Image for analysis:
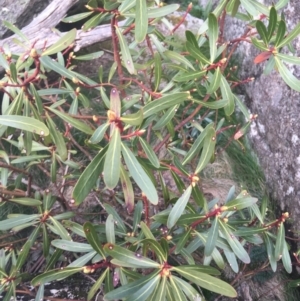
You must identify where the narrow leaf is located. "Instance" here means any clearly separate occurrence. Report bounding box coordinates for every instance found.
[195,126,216,174]
[173,266,237,298]
[205,217,219,256]
[0,116,49,136]
[42,29,76,56]
[139,137,160,168]
[275,57,300,92]
[104,128,121,189]
[83,222,106,258]
[208,13,218,62]
[47,106,93,135]
[143,92,190,118]
[104,243,160,268]
[72,147,107,205]
[122,143,158,205]
[89,122,109,144]
[135,0,148,43]
[120,164,135,213]
[115,26,136,74]
[32,267,83,286]
[167,185,192,228]
[120,109,143,126]
[218,219,250,264]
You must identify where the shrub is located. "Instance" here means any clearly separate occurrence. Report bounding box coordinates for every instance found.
[1,0,300,300]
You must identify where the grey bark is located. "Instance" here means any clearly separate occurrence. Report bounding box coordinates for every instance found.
[0,0,123,55]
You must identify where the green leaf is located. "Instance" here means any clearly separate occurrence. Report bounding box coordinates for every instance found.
[68,251,97,268]
[83,222,106,258]
[218,219,250,264]
[168,276,188,301]
[275,57,300,92]
[154,52,162,91]
[120,164,135,213]
[89,122,109,144]
[104,204,127,233]
[175,227,192,254]
[87,268,108,300]
[139,137,160,168]
[274,222,285,261]
[110,88,121,118]
[149,275,166,301]
[74,51,104,61]
[264,233,277,272]
[193,98,228,109]
[164,50,195,70]
[32,267,83,286]
[275,20,286,47]
[173,70,206,82]
[276,53,300,65]
[240,0,258,15]
[115,25,136,74]
[0,115,49,136]
[207,67,221,94]
[40,56,75,80]
[152,106,177,130]
[9,63,17,83]
[186,41,210,65]
[0,214,40,231]
[42,223,50,257]
[51,239,93,252]
[143,92,190,118]
[122,143,158,205]
[167,185,192,228]
[225,195,258,211]
[135,0,148,43]
[104,243,160,268]
[72,147,107,205]
[123,274,159,301]
[267,6,277,41]
[282,241,292,273]
[277,22,300,48]
[224,250,239,272]
[208,13,218,62]
[48,217,71,240]
[104,128,121,189]
[142,238,167,263]
[8,197,42,206]
[182,123,213,165]
[220,75,235,116]
[140,221,156,240]
[35,285,44,301]
[42,29,76,56]
[47,106,93,135]
[195,126,216,174]
[106,214,115,244]
[122,4,180,19]
[3,21,29,42]
[82,13,107,31]
[46,113,67,160]
[256,20,269,45]
[205,217,219,256]
[275,0,289,10]
[62,11,93,23]
[173,266,237,298]
[120,109,143,125]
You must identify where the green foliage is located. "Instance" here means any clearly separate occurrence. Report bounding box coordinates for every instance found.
[1,0,300,300]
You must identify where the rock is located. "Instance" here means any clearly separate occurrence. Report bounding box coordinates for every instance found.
[201,0,300,247]
[222,0,300,248]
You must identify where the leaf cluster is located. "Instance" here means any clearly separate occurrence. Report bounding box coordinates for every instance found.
[0,0,300,300]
